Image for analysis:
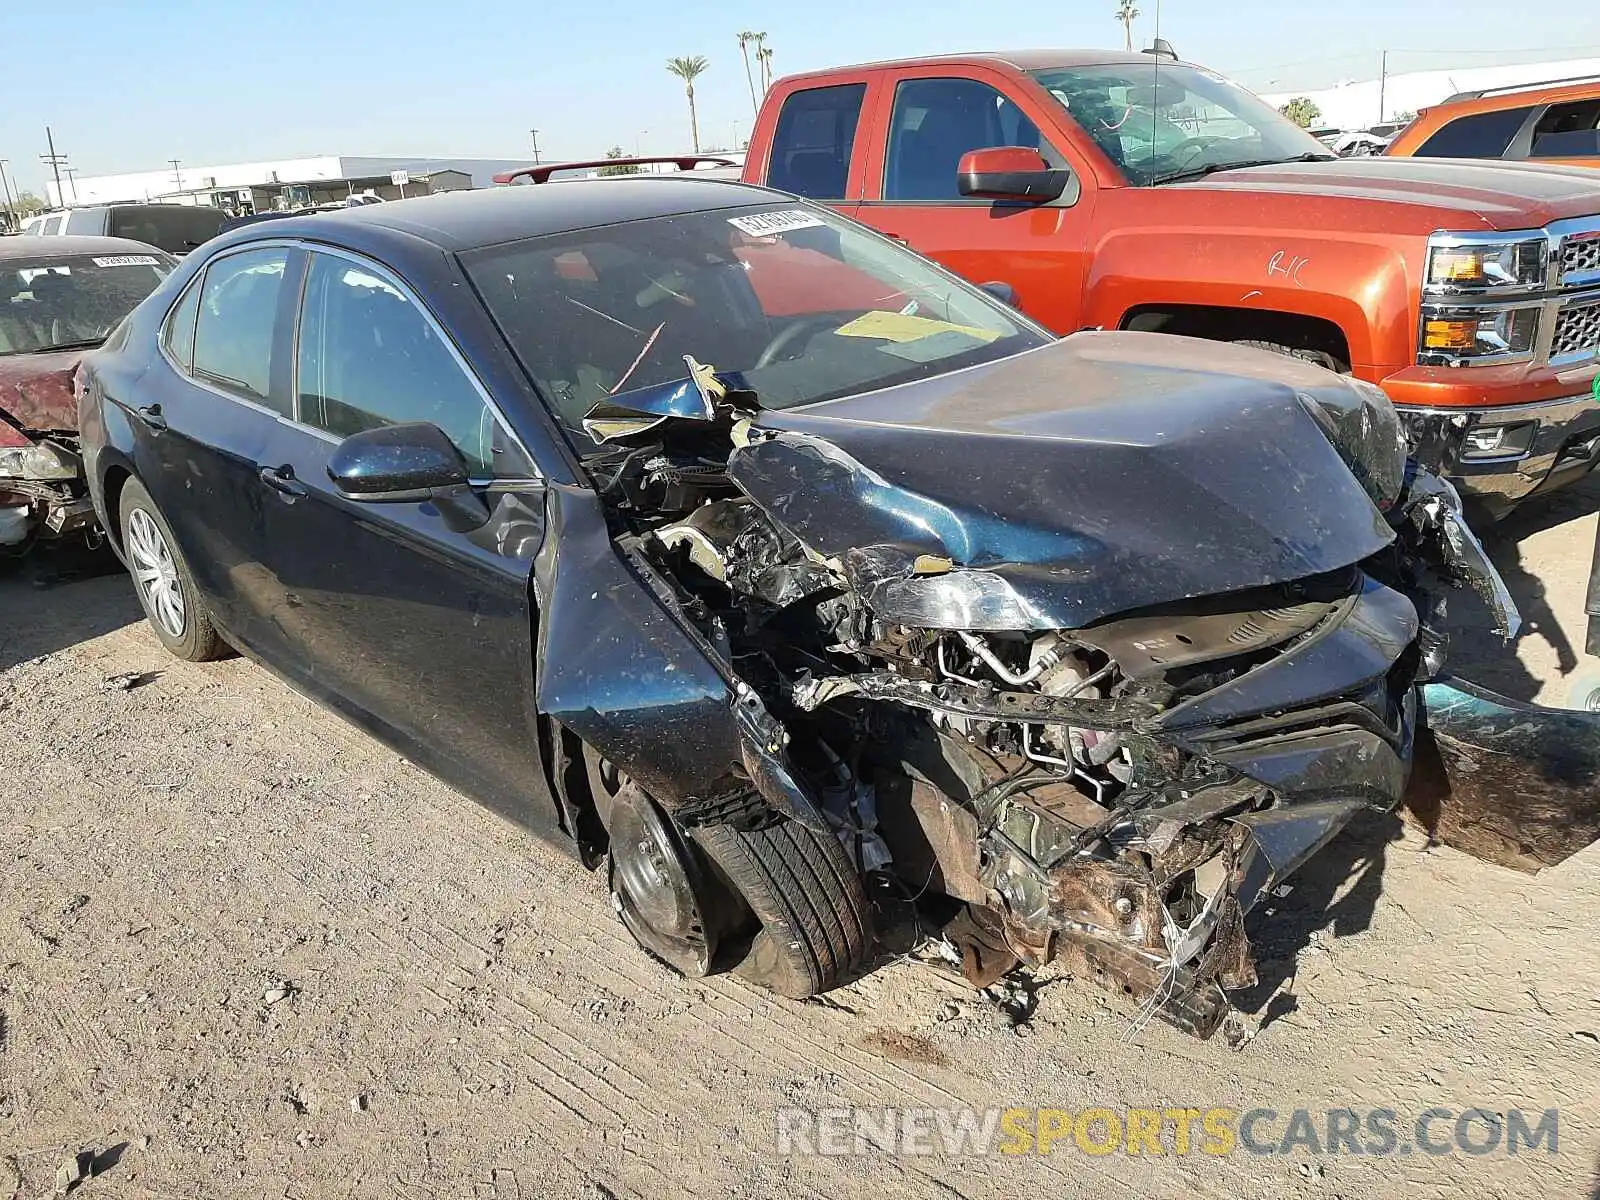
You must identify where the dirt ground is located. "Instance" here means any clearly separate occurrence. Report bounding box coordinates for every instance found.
[3,479,1599,1200]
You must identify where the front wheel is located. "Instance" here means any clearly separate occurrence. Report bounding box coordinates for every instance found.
[119,479,226,662]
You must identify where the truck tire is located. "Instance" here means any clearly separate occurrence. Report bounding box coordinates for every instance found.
[693,816,872,998]
[119,479,227,663]
[1232,339,1347,374]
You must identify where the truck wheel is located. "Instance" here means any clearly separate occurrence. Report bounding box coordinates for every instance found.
[1564,664,1600,713]
[693,815,872,998]
[119,479,226,663]
[1232,339,1347,374]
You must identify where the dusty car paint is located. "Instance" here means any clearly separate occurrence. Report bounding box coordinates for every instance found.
[77,182,1600,1039]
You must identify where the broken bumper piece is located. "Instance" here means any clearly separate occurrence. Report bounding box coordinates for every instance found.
[1411,676,1600,873]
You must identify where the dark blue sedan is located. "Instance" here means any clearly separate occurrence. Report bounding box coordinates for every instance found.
[76,177,1594,1036]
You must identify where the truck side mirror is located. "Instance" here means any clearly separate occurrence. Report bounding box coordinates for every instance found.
[957,147,1073,203]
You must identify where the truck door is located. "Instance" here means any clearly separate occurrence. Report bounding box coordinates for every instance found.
[851,66,1094,335]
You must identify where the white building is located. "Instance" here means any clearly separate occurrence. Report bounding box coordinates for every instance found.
[1262,58,1600,132]
[50,154,536,209]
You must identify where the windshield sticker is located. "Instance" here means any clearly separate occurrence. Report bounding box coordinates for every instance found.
[728,210,826,236]
[835,310,1002,345]
[92,255,161,267]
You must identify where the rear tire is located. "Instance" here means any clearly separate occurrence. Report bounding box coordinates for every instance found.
[119,478,226,662]
[693,816,871,998]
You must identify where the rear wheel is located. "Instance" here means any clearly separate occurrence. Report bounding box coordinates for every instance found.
[119,479,226,662]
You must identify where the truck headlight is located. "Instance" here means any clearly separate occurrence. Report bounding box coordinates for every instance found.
[1419,306,1540,364]
[1425,236,1548,293]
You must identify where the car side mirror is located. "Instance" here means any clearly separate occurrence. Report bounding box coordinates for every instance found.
[327,422,489,532]
[979,281,1018,306]
[957,147,1073,203]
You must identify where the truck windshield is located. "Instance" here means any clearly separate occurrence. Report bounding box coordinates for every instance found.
[1029,62,1333,185]
[0,253,172,356]
[463,202,1049,440]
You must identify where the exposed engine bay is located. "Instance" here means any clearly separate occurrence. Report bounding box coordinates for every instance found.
[567,340,1534,1037]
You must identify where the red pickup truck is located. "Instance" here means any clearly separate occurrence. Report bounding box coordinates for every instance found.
[740,49,1600,514]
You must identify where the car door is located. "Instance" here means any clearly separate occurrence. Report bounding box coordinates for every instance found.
[127,243,303,650]
[852,67,1094,334]
[251,246,556,830]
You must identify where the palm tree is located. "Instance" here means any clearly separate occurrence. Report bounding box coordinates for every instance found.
[1115,0,1139,51]
[737,31,761,114]
[757,41,774,93]
[666,55,710,154]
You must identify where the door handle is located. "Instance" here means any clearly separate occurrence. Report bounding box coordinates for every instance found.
[135,404,167,432]
[258,464,307,498]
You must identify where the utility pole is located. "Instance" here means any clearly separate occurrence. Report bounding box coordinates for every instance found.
[169,158,183,194]
[63,166,79,203]
[0,159,17,232]
[41,126,68,208]
[1378,49,1388,125]
[529,129,541,165]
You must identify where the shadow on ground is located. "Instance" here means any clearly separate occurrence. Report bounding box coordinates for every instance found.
[1449,476,1600,702]
[0,544,143,672]
[1233,809,1405,1029]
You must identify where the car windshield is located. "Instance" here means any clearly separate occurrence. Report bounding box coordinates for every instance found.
[1029,62,1333,185]
[461,201,1048,444]
[0,252,172,356]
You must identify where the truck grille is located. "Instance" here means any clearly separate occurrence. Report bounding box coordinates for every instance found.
[1562,234,1600,281]
[1551,298,1600,361]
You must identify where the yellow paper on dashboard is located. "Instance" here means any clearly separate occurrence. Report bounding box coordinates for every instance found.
[834,310,1002,344]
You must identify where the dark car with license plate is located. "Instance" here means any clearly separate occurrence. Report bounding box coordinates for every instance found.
[76,180,1600,1037]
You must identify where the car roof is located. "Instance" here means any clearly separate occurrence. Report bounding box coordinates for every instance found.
[228,177,792,253]
[782,48,1168,78]
[0,234,169,260]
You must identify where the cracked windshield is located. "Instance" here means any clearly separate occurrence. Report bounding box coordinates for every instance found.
[463,203,1047,439]
[1030,62,1334,184]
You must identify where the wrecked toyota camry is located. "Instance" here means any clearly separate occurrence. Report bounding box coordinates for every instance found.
[79,181,1600,1038]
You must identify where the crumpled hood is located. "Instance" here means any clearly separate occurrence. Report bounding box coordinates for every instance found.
[1175,157,1600,231]
[0,349,85,440]
[728,333,1400,631]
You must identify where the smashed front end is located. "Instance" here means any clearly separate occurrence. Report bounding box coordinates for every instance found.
[572,335,1576,1037]
[0,356,97,556]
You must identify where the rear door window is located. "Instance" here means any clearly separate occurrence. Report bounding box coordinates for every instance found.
[191,247,290,410]
[40,215,62,235]
[766,83,867,200]
[884,77,1043,200]
[1414,106,1536,158]
[1530,98,1600,158]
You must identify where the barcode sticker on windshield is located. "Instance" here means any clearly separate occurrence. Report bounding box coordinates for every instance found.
[728,210,825,236]
[92,255,160,267]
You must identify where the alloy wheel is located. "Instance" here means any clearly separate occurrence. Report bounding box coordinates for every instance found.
[126,508,186,639]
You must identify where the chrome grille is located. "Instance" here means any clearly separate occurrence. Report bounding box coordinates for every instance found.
[1552,298,1600,361]
[1562,234,1600,280]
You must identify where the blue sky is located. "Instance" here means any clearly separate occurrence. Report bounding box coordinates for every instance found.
[1,0,1597,194]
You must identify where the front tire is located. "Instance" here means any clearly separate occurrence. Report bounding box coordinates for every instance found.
[119,478,225,662]
[692,816,871,998]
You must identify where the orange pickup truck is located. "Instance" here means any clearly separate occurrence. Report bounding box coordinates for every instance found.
[740,49,1600,513]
